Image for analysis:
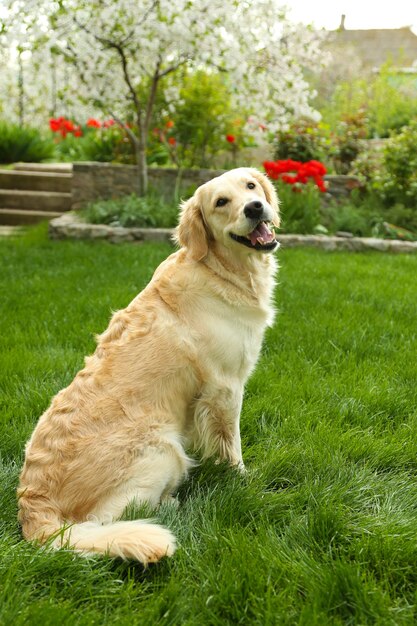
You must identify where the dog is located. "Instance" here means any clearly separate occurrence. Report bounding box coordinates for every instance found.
[17,167,280,564]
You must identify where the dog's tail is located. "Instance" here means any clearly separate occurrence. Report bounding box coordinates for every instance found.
[18,491,175,564]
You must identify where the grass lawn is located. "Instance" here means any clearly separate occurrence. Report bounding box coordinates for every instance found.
[1,225,417,625]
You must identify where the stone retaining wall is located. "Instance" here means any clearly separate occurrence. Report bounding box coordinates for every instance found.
[71,162,361,208]
[49,213,417,253]
[72,163,225,208]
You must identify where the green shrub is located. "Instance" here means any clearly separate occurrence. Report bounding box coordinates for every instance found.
[55,126,135,164]
[169,70,234,168]
[54,133,86,162]
[81,127,135,164]
[361,122,417,233]
[331,112,367,174]
[0,121,55,164]
[321,200,372,236]
[320,64,417,139]
[275,180,322,234]
[273,121,332,164]
[80,192,178,228]
[378,122,417,206]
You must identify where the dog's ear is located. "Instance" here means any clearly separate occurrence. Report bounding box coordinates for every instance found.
[249,168,281,228]
[174,191,209,261]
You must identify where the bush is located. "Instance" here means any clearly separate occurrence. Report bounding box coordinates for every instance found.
[352,122,417,234]
[168,71,234,168]
[331,112,367,174]
[0,121,55,164]
[80,192,178,228]
[274,180,322,234]
[320,64,417,139]
[377,122,417,207]
[81,127,135,164]
[54,125,136,164]
[273,121,332,164]
[321,190,376,237]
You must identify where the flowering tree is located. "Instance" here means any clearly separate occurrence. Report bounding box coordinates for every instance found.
[1,0,328,194]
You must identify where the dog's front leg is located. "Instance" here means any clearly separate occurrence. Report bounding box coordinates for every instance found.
[192,383,245,470]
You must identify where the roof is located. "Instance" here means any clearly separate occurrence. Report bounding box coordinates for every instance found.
[328,25,417,69]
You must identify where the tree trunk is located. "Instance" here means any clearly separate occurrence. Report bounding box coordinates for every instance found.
[18,52,24,127]
[135,141,148,196]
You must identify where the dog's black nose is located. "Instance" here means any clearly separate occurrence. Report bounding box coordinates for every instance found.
[244,200,264,220]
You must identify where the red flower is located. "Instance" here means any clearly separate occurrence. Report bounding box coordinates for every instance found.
[63,119,74,132]
[49,116,85,138]
[281,174,298,185]
[226,134,236,143]
[263,159,327,192]
[168,137,176,146]
[166,120,174,129]
[103,119,115,128]
[86,118,101,128]
[49,117,62,132]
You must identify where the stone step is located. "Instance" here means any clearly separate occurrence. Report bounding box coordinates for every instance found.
[13,162,73,173]
[0,208,63,225]
[0,189,72,211]
[0,169,72,192]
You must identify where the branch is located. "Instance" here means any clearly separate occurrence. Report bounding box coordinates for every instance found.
[73,16,142,115]
[108,109,139,146]
[144,58,161,131]
[157,56,190,79]
[119,0,159,46]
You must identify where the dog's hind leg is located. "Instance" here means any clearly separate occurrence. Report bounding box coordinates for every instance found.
[89,435,192,524]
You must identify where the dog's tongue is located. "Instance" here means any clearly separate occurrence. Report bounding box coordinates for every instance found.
[249,222,275,246]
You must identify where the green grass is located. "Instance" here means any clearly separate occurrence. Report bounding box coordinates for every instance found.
[1,225,417,625]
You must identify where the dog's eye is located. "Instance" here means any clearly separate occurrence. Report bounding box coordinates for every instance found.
[216,198,229,207]
[247,182,256,189]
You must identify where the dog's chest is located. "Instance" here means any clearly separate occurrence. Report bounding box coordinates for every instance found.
[195,299,268,379]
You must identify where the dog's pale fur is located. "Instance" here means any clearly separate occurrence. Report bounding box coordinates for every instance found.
[17,168,280,563]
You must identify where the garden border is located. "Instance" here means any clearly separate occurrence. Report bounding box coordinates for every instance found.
[49,212,417,252]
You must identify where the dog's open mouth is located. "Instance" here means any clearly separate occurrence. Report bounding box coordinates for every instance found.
[230,222,278,251]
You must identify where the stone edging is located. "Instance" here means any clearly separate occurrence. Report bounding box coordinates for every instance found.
[49,213,417,253]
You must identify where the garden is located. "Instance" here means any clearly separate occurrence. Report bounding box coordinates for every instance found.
[1,1,417,624]
[2,2,417,240]
[2,71,417,240]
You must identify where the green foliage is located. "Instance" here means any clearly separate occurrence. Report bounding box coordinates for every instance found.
[170,71,234,168]
[0,121,55,164]
[321,202,369,236]
[320,64,417,139]
[81,192,178,228]
[350,122,417,234]
[378,121,417,207]
[273,121,332,164]
[53,132,86,162]
[332,112,368,174]
[275,180,322,234]
[55,127,135,164]
[1,230,417,624]
[81,127,135,163]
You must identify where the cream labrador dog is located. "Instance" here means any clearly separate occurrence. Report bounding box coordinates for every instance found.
[18,167,280,564]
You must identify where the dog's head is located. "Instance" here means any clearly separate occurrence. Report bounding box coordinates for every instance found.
[175,168,280,261]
